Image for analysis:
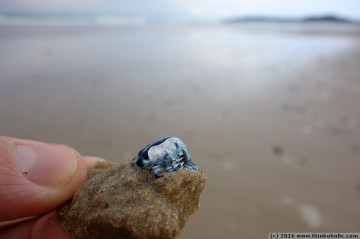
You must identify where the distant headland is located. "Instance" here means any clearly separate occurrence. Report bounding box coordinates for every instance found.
[224,14,358,24]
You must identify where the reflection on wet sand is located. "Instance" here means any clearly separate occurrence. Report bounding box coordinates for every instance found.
[0,22,360,238]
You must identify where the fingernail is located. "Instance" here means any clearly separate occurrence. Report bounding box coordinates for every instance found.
[13,144,78,187]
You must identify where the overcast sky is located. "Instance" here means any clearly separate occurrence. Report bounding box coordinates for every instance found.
[1,0,359,19]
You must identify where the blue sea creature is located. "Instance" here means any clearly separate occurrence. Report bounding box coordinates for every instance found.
[132,137,200,178]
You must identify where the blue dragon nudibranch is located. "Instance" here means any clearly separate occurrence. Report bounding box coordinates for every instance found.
[132,137,200,178]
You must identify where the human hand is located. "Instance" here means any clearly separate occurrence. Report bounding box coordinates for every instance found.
[0,136,105,238]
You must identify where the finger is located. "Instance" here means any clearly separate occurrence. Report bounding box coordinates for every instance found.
[83,156,113,170]
[0,136,89,220]
[0,211,72,239]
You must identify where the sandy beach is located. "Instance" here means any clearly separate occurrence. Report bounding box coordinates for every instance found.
[0,21,360,238]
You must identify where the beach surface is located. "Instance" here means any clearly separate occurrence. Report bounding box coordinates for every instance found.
[1,21,360,238]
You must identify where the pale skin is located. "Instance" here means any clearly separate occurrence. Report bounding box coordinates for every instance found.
[0,136,105,239]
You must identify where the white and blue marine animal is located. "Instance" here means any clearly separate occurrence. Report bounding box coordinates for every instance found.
[132,137,200,178]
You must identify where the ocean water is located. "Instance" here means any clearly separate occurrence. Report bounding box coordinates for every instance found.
[0,20,360,238]
[0,14,148,26]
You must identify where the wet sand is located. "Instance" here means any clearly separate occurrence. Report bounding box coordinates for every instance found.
[0,22,360,238]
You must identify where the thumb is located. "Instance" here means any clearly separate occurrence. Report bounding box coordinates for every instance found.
[0,136,87,221]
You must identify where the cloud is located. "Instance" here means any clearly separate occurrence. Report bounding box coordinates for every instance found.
[0,0,184,15]
[180,0,360,18]
[1,0,359,19]
[1,0,107,13]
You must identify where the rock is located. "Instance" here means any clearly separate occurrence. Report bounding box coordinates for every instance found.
[57,162,207,239]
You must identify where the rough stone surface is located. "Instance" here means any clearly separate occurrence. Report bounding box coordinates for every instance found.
[57,162,207,239]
